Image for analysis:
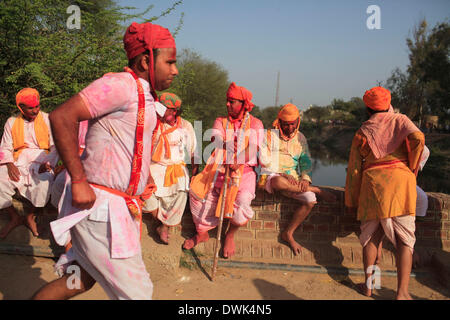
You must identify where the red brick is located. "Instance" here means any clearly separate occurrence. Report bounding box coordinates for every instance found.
[310,233,337,242]
[256,230,279,240]
[236,229,255,239]
[422,229,437,239]
[309,215,336,224]
[292,230,309,241]
[250,220,263,230]
[241,240,252,257]
[273,244,284,259]
[263,203,277,211]
[343,224,360,232]
[317,224,329,232]
[252,242,262,258]
[264,221,276,230]
[261,242,273,258]
[302,223,315,232]
[442,221,450,230]
[257,212,280,220]
[234,240,243,256]
[442,240,450,250]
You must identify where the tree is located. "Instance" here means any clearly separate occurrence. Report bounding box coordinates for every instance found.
[0,0,183,132]
[164,48,230,130]
[386,19,450,126]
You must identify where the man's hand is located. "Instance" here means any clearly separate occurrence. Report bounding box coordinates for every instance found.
[298,179,310,193]
[6,163,20,182]
[38,163,52,174]
[71,181,96,210]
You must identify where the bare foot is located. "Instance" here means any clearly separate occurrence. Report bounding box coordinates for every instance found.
[223,233,235,259]
[281,231,302,255]
[396,292,412,300]
[24,214,39,237]
[357,283,372,297]
[156,224,169,245]
[182,232,209,250]
[0,215,24,239]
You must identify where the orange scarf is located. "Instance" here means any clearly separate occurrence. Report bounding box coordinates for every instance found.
[11,112,50,161]
[151,116,182,162]
[190,112,251,219]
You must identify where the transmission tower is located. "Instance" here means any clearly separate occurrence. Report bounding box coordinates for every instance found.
[274,71,280,107]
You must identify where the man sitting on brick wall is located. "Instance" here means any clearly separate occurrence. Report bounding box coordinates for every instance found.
[258,104,336,255]
[183,82,265,259]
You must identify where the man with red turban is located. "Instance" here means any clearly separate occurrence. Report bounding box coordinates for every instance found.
[258,103,336,255]
[0,88,57,239]
[183,82,264,259]
[142,92,198,244]
[345,86,424,299]
[32,22,178,300]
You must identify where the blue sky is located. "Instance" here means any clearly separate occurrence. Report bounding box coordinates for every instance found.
[118,0,449,110]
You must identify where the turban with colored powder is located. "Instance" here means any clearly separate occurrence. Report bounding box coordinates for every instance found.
[159,92,182,109]
[226,82,255,113]
[123,22,176,99]
[272,103,301,141]
[16,88,40,114]
[363,86,391,111]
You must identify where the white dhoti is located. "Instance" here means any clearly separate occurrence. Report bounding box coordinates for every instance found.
[70,217,153,300]
[359,214,416,253]
[0,154,54,209]
[143,191,188,226]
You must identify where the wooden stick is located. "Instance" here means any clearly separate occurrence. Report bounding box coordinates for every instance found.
[211,165,229,281]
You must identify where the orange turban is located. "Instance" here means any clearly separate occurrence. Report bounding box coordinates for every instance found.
[277,103,300,122]
[123,22,176,99]
[226,82,255,112]
[16,88,40,114]
[363,86,391,111]
[272,103,301,140]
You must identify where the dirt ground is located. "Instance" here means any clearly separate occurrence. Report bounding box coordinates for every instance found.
[0,252,449,300]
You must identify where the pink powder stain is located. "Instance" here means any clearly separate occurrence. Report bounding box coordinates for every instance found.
[103,254,115,276]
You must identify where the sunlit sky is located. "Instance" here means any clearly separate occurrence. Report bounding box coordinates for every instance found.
[118,0,449,110]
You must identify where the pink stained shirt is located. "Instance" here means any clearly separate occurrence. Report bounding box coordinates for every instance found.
[51,72,158,259]
[212,114,264,192]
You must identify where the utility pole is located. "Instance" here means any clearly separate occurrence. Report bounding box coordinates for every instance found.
[274,71,280,107]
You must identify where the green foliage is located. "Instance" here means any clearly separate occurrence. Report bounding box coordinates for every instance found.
[162,48,230,130]
[386,19,450,125]
[0,0,183,133]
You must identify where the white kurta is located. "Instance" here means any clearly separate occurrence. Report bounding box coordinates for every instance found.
[0,112,57,209]
[144,118,197,226]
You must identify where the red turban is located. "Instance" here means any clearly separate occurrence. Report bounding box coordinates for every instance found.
[16,88,40,114]
[226,82,255,112]
[363,86,391,111]
[123,22,176,99]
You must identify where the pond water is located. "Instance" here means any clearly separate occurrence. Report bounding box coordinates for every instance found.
[310,158,347,188]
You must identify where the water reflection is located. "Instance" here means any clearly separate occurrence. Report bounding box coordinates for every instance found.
[308,144,449,194]
[310,144,348,187]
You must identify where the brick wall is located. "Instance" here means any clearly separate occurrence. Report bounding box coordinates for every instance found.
[1,188,448,269]
[177,187,450,268]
